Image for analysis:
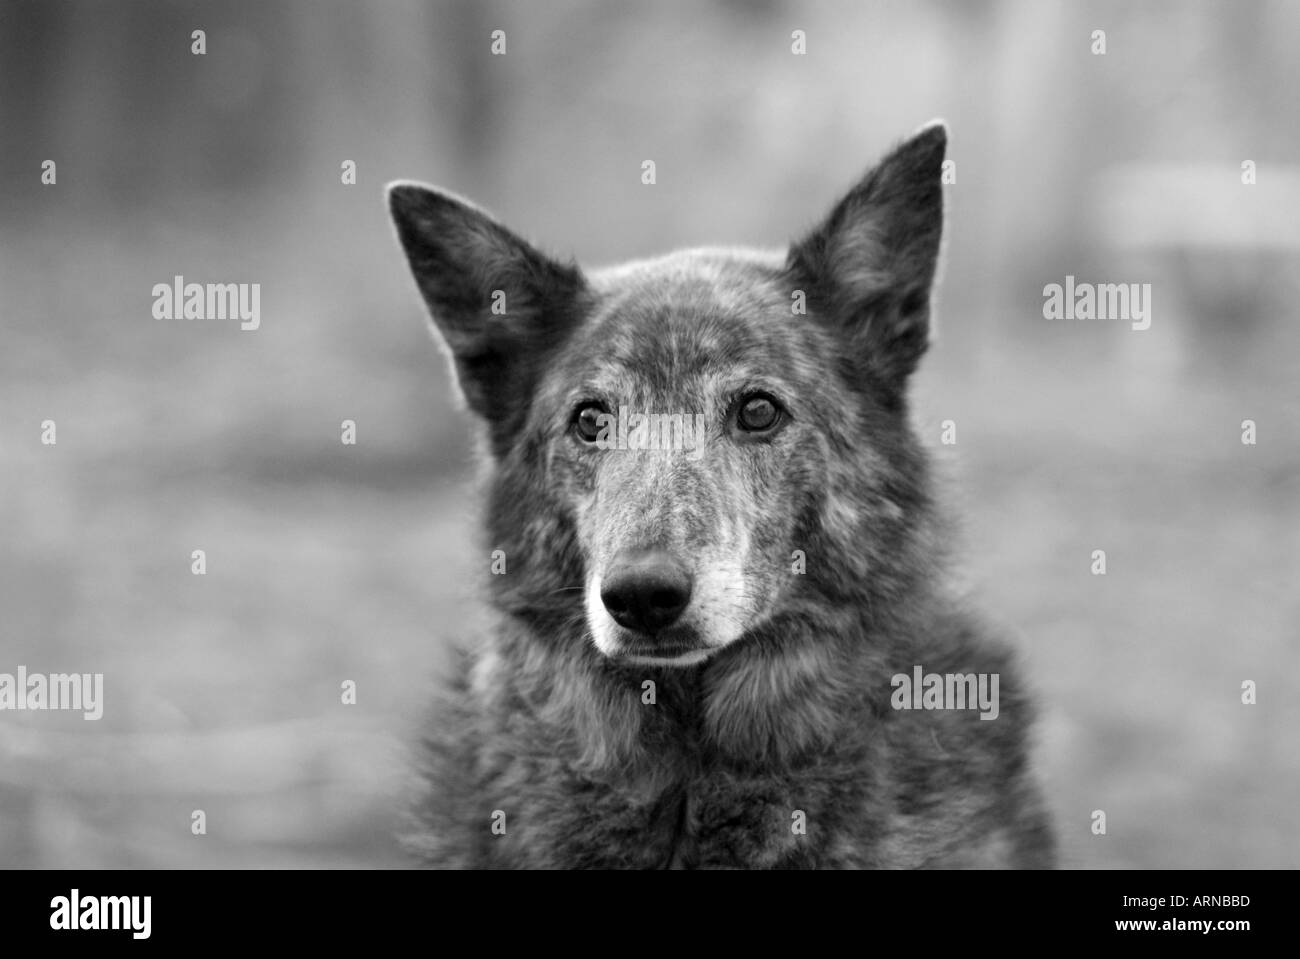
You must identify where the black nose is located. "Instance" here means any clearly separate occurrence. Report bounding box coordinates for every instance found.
[600,551,693,634]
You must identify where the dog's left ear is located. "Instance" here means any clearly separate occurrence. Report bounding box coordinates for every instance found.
[387,182,586,451]
[788,122,946,397]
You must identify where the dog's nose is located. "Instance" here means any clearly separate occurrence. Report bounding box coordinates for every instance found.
[600,551,693,634]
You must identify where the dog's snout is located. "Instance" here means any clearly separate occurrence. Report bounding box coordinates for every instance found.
[600,551,693,634]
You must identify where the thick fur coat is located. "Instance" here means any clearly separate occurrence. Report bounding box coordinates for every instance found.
[389,124,1056,868]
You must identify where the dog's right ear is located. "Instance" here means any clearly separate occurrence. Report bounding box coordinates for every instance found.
[787,123,946,402]
[387,183,586,444]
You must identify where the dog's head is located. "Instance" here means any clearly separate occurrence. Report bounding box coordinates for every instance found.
[389,124,945,667]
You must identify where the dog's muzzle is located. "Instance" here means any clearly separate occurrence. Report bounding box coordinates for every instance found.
[599,549,693,636]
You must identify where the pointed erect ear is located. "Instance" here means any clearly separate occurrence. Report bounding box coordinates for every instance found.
[787,122,946,397]
[387,182,586,445]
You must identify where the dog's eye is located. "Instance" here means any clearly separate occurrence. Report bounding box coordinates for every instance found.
[572,402,608,443]
[735,393,782,433]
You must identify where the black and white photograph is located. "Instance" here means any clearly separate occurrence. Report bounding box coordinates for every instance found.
[0,0,1295,932]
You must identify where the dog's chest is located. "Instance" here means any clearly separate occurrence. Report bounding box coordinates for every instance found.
[475,664,874,867]
[505,759,843,869]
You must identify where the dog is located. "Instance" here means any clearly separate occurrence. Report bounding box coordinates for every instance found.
[387,122,1056,868]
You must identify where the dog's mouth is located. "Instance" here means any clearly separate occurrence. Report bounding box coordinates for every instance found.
[603,625,716,667]
[610,645,715,667]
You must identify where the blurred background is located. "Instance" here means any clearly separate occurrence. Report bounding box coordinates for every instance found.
[1,0,1297,868]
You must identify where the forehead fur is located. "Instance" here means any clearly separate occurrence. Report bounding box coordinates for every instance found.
[542,246,827,410]
[587,246,789,328]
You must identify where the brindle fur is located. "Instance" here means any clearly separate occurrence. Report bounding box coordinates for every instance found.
[389,123,1056,868]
